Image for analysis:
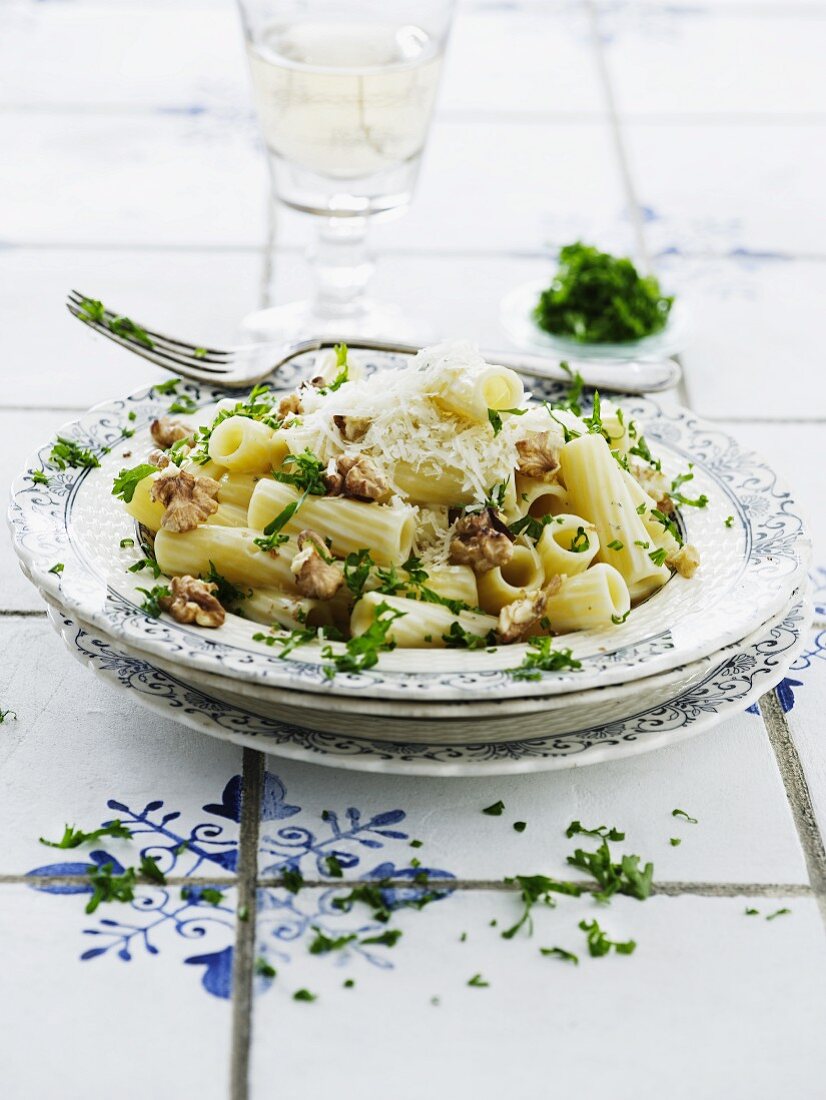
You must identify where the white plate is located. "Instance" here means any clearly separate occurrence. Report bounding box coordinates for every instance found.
[501,279,690,361]
[37,588,800,745]
[9,352,810,702]
[45,594,809,776]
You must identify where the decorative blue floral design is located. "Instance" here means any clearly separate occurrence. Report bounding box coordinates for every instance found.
[25,772,455,1001]
[746,624,826,715]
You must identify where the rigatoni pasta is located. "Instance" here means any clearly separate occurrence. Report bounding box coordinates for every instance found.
[111,339,700,670]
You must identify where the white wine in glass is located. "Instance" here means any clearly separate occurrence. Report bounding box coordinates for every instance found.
[237,0,455,340]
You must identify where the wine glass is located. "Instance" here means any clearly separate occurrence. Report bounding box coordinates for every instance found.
[236,0,456,341]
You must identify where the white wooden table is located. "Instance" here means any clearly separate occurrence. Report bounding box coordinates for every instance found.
[2,2,826,1097]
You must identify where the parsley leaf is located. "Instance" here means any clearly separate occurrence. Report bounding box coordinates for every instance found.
[31,469,49,485]
[273,449,327,495]
[361,929,402,948]
[308,927,357,955]
[483,801,505,816]
[136,585,171,618]
[253,492,307,552]
[293,989,317,1002]
[201,561,250,606]
[281,866,304,894]
[48,562,64,575]
[255,957,277,978]
[168,393,198,416]
[501,874,582,939]
[766,908,791,921]
[112,463,156,503]
[322,602,404,677]
[49,436,100,471]
[39,820,132,849]
[86,862,137,914]
[540,946,579,964]
[671,808,698,824]
[467,973,489,988]
[566,821,625,842]
[579,918,636,957]
[139,854,167,885]
[566,836,653,903]
[508,638,581,681]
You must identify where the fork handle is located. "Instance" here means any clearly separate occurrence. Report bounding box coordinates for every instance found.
[286,337,680,395]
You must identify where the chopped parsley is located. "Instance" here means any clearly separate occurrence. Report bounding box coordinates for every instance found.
[322,602,404,677]
[744,907,760,916]
[136,585,170,618]
[319,344,350,393]
[650,507,683,546]
[49,436,100,471]
[281,867,304,894]
[343,979,355,989]
[569,526,590,553]
[540,946,579,964]
[508,638,581,681]
[410,839,423,849]
[77,296,106,324]
[534,243,672,344]
[508,513,556,541]
[467,974,489,988]
[255,957,277,979]
[566,821,625,842]
[139,854,167,885]
[253,492,307,552]
[293,989,317,1002]
[579,918,636,957]
[611,610,631,625]
[181,886,224,906]
[669,838,682,847]
[483,801,505,816]
[546,361,585,417]
[343,549,374,599]
[108,313,154,348]
[501,875,582,940]
[629,434,661,472]
[606,539,624,551]
[39,820,132,848]
[487,406,526,437]
[0,709,17,724]
[513,821,527,833]
[441,621,491,649]
[671,808,698,824]
[112,463,156,503]
[48,562,64,575]
[31,469,49,485]
[670,468,708,509]
[273,449,327,495]
[119,537,135,549]
[325,854,344,878]
[128,556,162,579]
[201,561,250,606]
[724,515,734,528]
[566,835,653,903]
[154,378,179,396]
[308,927,357,955]
[649,547,668,567]
[168,393,199,416]
[86,862,137,914]
[361,929,402,948]
[765,907,791,921]
[194,347,208,360]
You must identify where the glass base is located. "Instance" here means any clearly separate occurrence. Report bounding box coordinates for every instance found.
[239,298,435,345]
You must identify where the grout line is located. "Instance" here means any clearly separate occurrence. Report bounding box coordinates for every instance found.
[585,0,649,267]
[254,877,812,898]
[760,692,826,928]
[0,609,48,619]
[229,748,263,1100]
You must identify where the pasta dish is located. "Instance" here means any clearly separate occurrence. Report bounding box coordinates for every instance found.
[113,341,699,673]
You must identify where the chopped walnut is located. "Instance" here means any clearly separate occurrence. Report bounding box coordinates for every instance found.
[449,508,514,574]
[148,448,172,469]
[322,453,389,502]
[277,392,302,419]
[497,576,562,643]
[656,493,675,515]
[333,415,372,443]
[630,460,670,500]
[150,468,220,532]
[516,432,561,482]
[667,543,700,578]
[290,530,344,600]
[159,575,225,628]
[150,417,192,450]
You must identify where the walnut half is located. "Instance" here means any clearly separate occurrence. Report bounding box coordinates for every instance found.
[290,530,344,600]
[323,453,390,503]
[333,415,372,443]
[159,576,225,628]
[667,543,700,578]
[150,468,220,532]
[497,576,562,643]
[516,431,560,482]
[150,417,192,450]
[449,508,514,574]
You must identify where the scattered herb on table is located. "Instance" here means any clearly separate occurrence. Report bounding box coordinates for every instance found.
[540,946,579,965]
[513,821,527,833]
[745,907,760,916]
[766,907,791,921]
[293,989,317,1002]
[566,821,625,842]
[139,854,167,885]
[86,862,137,915]
[325,854,344,878]
[181,885,224,906]
[669,838,682,847]
[308,928,358,955]
[672,808,698,824]
[467,973,489,988]
[0,709,17,724]
[281,867,304,894]
[579,918,636,957]
[361,929,402,948]
[566,835,654,903]
[410,839,423,849]
[39,820,132,848]
[343,979,355,989]
[501,874,582,940]
[255,957,277,979]
[482,800,505,816]
[237,905,249,922]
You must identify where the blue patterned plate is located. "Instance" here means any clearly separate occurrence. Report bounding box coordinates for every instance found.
[8,351,810,702]
[46,595,808,775]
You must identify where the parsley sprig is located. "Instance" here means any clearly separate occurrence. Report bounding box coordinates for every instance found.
[508,638,582,681]
[39,820,132,849]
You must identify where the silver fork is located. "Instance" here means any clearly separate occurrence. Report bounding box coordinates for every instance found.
[66,290,681,395]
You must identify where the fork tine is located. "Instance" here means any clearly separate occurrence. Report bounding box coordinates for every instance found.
[68,290,233,365]
[66,299,233,385]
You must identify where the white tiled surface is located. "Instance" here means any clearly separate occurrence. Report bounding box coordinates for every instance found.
[2,1,825,1098]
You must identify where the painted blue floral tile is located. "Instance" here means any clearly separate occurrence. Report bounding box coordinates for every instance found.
[747,625,825,716]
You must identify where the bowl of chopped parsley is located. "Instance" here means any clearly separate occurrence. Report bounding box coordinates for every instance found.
[501,242,687,361]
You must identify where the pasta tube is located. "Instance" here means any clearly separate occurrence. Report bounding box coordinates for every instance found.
[350,592,498,649]
[207,416,285,473]
[433,364,524,424]
[560,433,669,600]
[545,564,631,633]
[424,566,479,607]
[394,461,474,507]
[216,471,261,510]
[515,475,568,518]
[476,543,544,614]
[243,588,349,633]
[621,469,681,557]
[536,514,600,578]
[248,481,416,566]
[124,472,246,532]
[154,526,298,591]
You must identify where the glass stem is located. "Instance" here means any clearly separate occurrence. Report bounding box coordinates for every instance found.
[309,216,374,320]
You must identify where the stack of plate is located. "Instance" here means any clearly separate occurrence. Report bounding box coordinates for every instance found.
[8,352,811,777]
